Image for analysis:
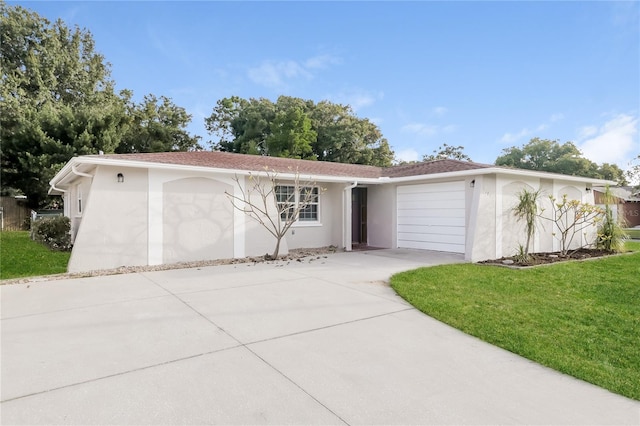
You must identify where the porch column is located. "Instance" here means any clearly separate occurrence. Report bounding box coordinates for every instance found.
[343,182,357,251]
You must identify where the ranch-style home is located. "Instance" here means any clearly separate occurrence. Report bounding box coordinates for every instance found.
[49,151,611,273]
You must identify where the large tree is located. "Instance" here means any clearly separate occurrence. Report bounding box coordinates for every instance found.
[1,2,127,207]
[116,93,201,153]
[495,138,627,184]
[205,95,394,167]
[1,3,200,207]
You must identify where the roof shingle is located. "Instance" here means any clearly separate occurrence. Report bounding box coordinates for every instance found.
[93,151,491,179]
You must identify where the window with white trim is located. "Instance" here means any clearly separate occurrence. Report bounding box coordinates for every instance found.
[77,186,83,215]
[275,185,319,222]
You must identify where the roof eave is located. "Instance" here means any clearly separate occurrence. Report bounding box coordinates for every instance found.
[51,157,383,185]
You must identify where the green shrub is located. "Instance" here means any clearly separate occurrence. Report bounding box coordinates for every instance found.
[31,216,72,251]
[596,186,627,253]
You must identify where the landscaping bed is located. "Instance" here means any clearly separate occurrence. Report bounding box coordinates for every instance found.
[479,248,617,267]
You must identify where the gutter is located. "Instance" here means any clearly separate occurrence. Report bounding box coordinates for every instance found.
[71,164,94,178]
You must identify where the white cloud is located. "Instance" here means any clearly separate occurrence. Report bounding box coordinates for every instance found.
[248,54,341,89]
[247,60,311,88]
[578,125,598,139]
[432,106,448,117]
[401,123,438,137]
[401,122,456,138]
[550,113,564,123]
[328,89,384,111]
[577,113,638,166]
[500,128,530,144]
[304,54,341,69]
[501,113,564,144]
[395,148,420,163]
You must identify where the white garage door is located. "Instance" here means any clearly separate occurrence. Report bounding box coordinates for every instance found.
[397,181,466,253]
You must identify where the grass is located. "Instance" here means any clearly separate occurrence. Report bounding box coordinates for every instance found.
[625,228,640,239]
[0,231,70,280]
[390,241,640,400]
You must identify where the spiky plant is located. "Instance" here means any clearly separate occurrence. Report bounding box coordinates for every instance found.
[513,188,542,257]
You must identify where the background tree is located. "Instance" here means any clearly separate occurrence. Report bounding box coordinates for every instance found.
[423,143,472,162]
[496,138,627,184]
[627,155,640,187]
[116,93,201,153]
[1,2,127,207]
[1,2,200,207]
[205,95,394,167]
[266,107,316,159]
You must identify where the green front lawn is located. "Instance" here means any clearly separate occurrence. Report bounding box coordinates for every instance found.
[0,231,70,280]
[391,242,640,400]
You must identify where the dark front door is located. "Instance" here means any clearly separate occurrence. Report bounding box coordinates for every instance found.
[351,187,367,244]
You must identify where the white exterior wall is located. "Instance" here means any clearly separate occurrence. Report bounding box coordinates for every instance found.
[68,166,149,272]
[367,184,395,248]
[162,177,234,263]
[466,174,594,262]
[283,182,342,251]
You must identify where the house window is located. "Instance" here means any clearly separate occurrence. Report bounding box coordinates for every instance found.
[275,185,319,222]
[77,187,83,215]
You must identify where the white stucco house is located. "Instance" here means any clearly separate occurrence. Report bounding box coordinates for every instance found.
[49,151,611,273]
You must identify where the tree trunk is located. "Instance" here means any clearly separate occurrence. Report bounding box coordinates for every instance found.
[271,237,281,260]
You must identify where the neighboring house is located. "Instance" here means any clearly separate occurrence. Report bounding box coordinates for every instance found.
[49,151,611,273]
[593,186,640,227]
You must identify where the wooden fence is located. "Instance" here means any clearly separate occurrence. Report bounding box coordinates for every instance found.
[0,196,31,231]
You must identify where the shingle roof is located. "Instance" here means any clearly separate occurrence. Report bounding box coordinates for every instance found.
[382,159,493,177]
[92,151,491,179]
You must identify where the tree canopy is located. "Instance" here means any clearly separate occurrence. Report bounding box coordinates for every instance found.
[495,138,627,184]
[205,96,394,167]
[423,144,472,162]
[0,2,199,207]
[116,93,201,154]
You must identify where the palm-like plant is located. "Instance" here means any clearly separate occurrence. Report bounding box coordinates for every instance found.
[513,188,542,258]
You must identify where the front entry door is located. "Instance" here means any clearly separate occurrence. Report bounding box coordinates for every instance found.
[351,187,367,244]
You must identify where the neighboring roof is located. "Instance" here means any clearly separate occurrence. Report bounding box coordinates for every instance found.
[593,186,640,201]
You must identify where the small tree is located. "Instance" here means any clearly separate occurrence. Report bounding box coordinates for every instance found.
[226,167,324,259]
[539,195,603,256]
[512,188,542,258]
[596,185,628,253]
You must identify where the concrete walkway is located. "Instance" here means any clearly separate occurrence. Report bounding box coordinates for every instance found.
[1,249,638,425]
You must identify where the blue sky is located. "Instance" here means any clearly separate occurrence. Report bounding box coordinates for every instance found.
[18,1,640,172]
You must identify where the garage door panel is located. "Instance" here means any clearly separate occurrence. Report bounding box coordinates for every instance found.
[398,232,466,245]
[398,209,465,219]
[396,191,465,203]
[398,240,465,252]
[397,181,465,194]
[397,199,465,210]
[398,224,465,235]
[397,181,466,254]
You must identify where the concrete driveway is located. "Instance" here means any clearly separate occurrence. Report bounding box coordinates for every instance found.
[1,249,638,425]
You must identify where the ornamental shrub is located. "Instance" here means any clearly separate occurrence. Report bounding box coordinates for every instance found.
[596,186,628,253]
[31,216,72,251]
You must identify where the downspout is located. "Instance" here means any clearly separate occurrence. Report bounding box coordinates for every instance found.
[343,181,358,251]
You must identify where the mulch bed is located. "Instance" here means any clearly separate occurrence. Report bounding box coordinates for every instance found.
[479,248,616,268]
